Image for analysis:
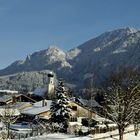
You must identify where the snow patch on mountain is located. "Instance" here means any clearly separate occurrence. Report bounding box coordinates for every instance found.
[112,49,127,54]
[94,47,101,52]
[66,48,81,60]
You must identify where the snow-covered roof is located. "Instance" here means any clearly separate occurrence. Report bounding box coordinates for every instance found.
[14,102,31,107]
[108,124,117,127]
[77,98,101,108]
[93,114,112,122]
[21,106,49,116]
[13,102,32,110]
[0,94,21,102]
[33,100,48,107]
[10,123,32,133]
[21,100,52,115]
[69,122,82,126]
[0,95,12,102]
[39,116,50,120]
[95,124,107,128]
[0,90,18,94]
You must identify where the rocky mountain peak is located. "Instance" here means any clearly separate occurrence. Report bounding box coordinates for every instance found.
[66,48,81,60]
[25,54,31,62]
[46,45,66,58]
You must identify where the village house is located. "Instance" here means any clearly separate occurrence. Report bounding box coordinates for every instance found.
[0,94,36,106]
[21,100,52,121]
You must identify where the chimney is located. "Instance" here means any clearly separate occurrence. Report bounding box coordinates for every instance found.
[12,95,16,104]
[42,100,47,107]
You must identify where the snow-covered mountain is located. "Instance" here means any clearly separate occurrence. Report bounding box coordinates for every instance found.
[0,27,140,90]
[67,27,140,84]
[0,46,72,75]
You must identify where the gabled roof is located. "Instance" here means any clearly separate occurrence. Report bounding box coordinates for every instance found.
[0,94,36,103]
[13,102,32,110]
[21,100,52,116]
[20,94,37,103]
[0,90,18,94]
[76,98,101,108]
[0,95,13,102]
[92,114,112,122]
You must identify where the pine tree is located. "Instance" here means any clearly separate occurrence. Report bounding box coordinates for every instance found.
[50,80,71,132]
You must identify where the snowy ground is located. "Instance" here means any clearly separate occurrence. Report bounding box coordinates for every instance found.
[18,131,140,140]
[19,133,94,140]
[10,125,140,140]
[104,133,140,140]
[93,132,140,140]
[94,125,140,140]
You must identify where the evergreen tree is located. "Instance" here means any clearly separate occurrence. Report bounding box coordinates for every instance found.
[50,80,71,132]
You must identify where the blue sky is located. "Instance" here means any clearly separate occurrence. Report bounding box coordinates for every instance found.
[0,0,140,69]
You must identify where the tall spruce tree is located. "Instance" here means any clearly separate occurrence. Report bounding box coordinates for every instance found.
[50,80,70,132]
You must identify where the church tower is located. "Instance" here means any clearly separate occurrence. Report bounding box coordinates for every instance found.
[47,72,55,99]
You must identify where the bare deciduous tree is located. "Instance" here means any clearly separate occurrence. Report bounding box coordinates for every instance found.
[0,105,20,139]
[102,67,140,140]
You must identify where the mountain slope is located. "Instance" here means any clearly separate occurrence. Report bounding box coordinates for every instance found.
[67,27,140,82]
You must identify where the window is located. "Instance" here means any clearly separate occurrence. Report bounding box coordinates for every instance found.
[71,106,77,111]
[70,117,77,122]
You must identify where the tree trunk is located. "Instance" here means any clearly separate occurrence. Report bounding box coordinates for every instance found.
[119,128,124,140]
[134,123,138,136]
[7,123,10,139]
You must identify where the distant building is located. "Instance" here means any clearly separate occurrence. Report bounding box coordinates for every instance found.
[0,94,36,105]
